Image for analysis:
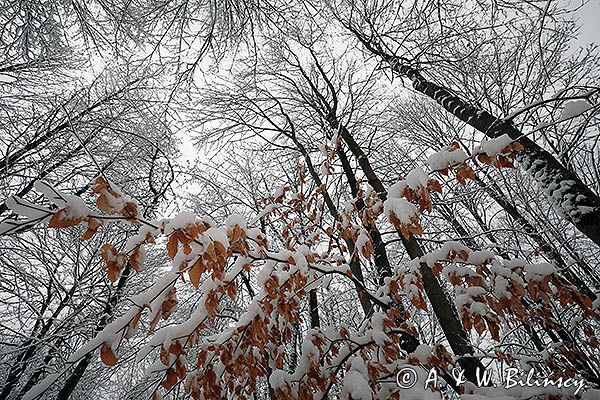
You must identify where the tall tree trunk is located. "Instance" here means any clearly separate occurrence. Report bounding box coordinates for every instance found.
[309,289,320,329]
[287,132,374,316]
[0,282,77,399]
[350,32,600,248]
[335,147,420,353]
[333,122,483,383]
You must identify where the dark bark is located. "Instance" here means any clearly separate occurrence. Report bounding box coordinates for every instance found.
[0,282,77,399]
[309,289,320,329]
[16,338,64,399]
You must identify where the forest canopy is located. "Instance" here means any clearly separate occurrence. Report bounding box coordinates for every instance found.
[0,0,599,399]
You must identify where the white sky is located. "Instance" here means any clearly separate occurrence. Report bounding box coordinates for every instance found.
[572,0,600,48]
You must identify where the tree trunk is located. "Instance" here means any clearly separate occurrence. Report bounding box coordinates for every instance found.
[55,264,132,398]
[334,122,483,383]
[288,133,374,316]
[353,35,600,248]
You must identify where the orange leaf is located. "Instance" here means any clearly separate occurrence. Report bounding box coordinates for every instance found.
[161,368,178,390]
[189,259,205,288]
[432,262,443,277]
[100,342,117,366]
[92,177,110,193]
[100,243,117,261]
[477,153,493,165]
[428,179,442,193]
[496,155,515,169]
[122,201,139,221]
[167,234,179,259]
[474,315,486,335]
[48,208,84,228]
[205,291,219,317]
[82,218,102,240]
[125,311,142,339]
[129,247,143,272]
[226,283,237,300]
[511,141,524,151]
[96,194,113,214]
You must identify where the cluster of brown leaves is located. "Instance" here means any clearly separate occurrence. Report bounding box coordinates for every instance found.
[100,244,128,282]
[476,141,524,169]
[148,286,178,333]
[92,177,139,221]
[400,178,443,213]
[357,185,383,227]
[159,341,187,390]
[388,211,423,239]
[407,344,454,375]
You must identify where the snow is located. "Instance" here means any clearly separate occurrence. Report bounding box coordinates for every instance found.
[412,344,434,363]
[388,180,408,198]
[225,213,246,228]
[163,211,197,234]
[269,369,290,389]
[203,227,229,248]
[383,197,417,224]
[33,181,68,207]
[32,181,91,219]
[3,196,51,221]
[355,229,370,250]
[456,286,489,316]
[427,146,468,171]
[343,371,373,400]
[560,99,592,120]
[405,167,429,190]
[474,134,514,156]
[342,358,373,400]
[523,262,556,281]
[0,73,17,83]
[22,373,60,400]
[125,224,158,252]
[388,167,429,198]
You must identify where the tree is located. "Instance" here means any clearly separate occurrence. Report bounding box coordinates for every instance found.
[1,0,599,399]
[331,0,600,247]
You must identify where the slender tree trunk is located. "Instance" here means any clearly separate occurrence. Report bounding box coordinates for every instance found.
[309,290,320,329]
[0,282,77,399]
[55,264,132,398]
[475,177,597,299]
[335,147,420,353]
[16,337,64,399]
[287,133,374,316]
[333,122,483,383]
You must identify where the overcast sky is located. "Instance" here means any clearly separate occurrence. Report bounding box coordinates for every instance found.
[573,0,599,48]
